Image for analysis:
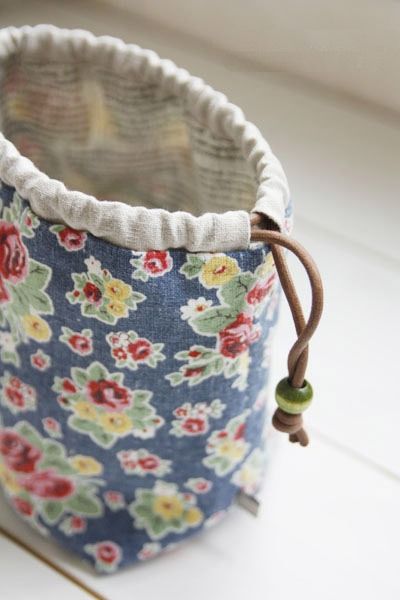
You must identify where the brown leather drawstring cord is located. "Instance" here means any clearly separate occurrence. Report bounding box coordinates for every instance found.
[250,213,324,446]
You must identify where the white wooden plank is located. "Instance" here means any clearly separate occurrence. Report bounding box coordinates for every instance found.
[1,436,398,600]
[0,532,94,600]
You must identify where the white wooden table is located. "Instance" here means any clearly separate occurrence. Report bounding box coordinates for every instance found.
[1,1,399,598]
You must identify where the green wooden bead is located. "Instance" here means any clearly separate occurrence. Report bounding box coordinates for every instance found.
[275,377,313,415]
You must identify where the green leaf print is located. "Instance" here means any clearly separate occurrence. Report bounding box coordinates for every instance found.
[192,307,238,334]
[25,260,51,290]
[15,421,44,450]
[65,489,103,516]
[220,273,257,311]
[179,255,205,279]
[42,501,65,524]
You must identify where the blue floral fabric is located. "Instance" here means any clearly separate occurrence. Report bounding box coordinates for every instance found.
[0,181,282,572]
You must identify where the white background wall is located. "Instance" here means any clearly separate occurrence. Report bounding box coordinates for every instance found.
[102,0,400,116]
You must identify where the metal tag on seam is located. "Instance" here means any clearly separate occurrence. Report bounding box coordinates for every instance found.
[235,490,260,516]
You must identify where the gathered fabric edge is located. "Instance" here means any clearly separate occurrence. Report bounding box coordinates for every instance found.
[0,25,290,252]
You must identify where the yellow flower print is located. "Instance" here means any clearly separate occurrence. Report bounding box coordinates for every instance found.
[237,351,250,374]
[107,300,128,318]
[105,279,131,302]
[70,455,103,476]
[153,495,184,521]
[201,256,239,287]
[184,506,203,526]
[217,439,247,461]
[22,314,51,342]
[258,253,275,278]
[74,401,98,422]
[99,412,133,435]
[238,466,254,487]
[0,462,21,494]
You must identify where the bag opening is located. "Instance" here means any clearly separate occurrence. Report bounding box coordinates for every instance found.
[0,25,290,251]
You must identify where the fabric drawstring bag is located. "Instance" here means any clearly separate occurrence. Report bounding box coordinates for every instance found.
[0,25,323,573]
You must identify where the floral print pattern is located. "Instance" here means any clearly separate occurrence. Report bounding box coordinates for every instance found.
[53,361,164,448]
[0,192,53,366]
[129,481,204,540]
[67,256,145,324]
[203,411,251,476]
[103,490,126,511]
[42,417,63,439]
[130,251,173,281]
[0,373,36,414]
[231,448,266,495]
[50,225,87,252]
[167,252,276,390]
[0,422,103,529]
[30,349,51,371]
[84,541,122,573]
[59,327,93,356]
[106,330,165,370]
[117,448,172,477]
[170,399,225,437]
[59,514,87,536]
[184,477,213,494]
[0,181,283,572]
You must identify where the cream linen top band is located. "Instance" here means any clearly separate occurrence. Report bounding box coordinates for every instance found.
[0,25,290,252]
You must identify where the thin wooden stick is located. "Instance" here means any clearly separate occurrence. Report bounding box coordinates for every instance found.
[0,525,108,600]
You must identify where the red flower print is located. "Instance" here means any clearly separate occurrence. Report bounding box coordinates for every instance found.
[83,282,102,303]
[21,469,75,499]
[181,418,207,435]
[42,417,60,432]
[184,366,205,378]
[86,379,131,412]
[246,273,275,305]
[32,355,45,369]
[105,490,124,504]
[0,276,10,303]
[218,313,260,358]
[70,515,86,531]
[138,456,159,471]
[12,497,34,517]
[0,430,42,473]
[188,349,202,358]
[143,251,171,275]
[0,221,28,284]
[127,339,152,361]
[112,347,128,361]
[234,423,246,440]
[174,407,188,417]
[57,227,86,251]
[196,481,211,492]
[68,334,92,355]
[95,541,121,565]
[9,377,21,388]
[4,385,24,409]
[62,378,77,393]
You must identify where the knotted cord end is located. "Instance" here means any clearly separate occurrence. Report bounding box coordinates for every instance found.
[273,377,313,447]
[272,408,309,447]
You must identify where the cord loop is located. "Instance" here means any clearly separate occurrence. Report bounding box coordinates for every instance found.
[250,213,323,446]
